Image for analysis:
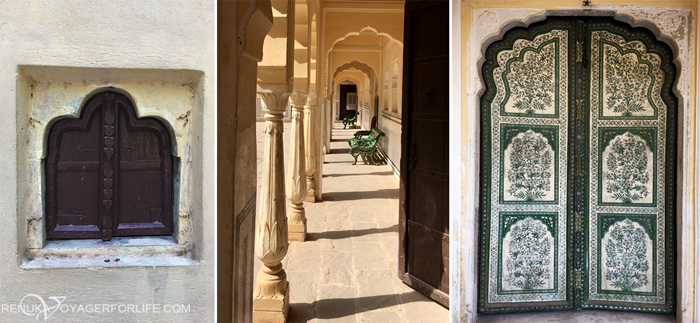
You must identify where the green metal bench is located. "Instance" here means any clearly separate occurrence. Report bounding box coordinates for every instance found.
[342,111,358,129]
[348,127,385,165]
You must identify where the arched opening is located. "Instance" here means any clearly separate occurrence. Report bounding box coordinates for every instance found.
[46,91,174,241]
[477,16,678,314]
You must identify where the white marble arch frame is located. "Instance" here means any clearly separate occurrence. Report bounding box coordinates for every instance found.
[449,5,693,322]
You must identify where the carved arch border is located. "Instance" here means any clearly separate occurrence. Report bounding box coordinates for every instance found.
[454,7,694,321]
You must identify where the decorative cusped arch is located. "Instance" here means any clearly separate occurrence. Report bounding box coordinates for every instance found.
[46,91,175,241]
[325,25,403,57]
[333,60,377,83]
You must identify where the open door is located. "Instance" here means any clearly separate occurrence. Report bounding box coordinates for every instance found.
[398,0,449,308]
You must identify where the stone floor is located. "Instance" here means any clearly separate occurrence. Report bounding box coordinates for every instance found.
[255,121,449,323]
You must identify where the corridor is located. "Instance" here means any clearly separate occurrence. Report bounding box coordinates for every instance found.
[255,122,449,323]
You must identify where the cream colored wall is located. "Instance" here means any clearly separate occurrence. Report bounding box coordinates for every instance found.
[454,1,698,322]
[259,0,292,89]
[0,1,216,321]
[377,38,403,174]
[379,39,403,115]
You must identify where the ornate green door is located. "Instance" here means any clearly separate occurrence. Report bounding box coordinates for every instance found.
[478,18,676,314]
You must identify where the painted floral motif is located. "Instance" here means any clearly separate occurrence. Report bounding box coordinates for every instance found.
[604,45,651,117]
[504,217,552,290]
[506,44,555,114]
[506,130,552,201]
[604,219,650,291]
[605,132,650,203]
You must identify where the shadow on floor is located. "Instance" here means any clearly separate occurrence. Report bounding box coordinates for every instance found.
[307,224,398,241]
[322,171,394,178]
[289,291,432,322]
[330,147,351,154]
[323,189,398,201]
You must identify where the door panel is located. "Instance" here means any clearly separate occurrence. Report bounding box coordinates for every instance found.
[399,0,449,308]
[479,20,576,313]
[582,21,676,312]
[478,18,676,314]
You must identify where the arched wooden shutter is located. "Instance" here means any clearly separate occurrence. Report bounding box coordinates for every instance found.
[46,92,173,241]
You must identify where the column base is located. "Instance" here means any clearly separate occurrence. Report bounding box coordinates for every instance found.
[305,189,316,203]
[253,281,289,323]
[288,219,307,242]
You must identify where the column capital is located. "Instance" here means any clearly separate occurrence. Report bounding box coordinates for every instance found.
[304,90,318,109]
[258,91,289,115]
[289,92,308,109]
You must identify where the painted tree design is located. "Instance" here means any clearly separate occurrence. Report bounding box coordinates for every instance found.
[605,132,650,203]
[506,130,552,201]
[504,217,552,290]
[507,44,555,114]
[604,219,650,292]
[604,46,650,116]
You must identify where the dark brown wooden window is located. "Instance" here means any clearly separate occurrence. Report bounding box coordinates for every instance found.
[46,92,174,241]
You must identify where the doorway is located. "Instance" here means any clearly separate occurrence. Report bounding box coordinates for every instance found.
[478,17,677,314]
[339,83,357,120]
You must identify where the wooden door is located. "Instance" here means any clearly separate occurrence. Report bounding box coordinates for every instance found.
[478,17,677,314]
[399,0,449,307]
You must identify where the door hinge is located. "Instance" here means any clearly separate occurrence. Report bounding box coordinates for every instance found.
[574,211,583,233]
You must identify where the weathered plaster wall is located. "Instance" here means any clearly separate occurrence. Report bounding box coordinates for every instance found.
[0,1,215,321]
[453,1,697,323]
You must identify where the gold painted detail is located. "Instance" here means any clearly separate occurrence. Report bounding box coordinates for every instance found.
[575,268,584,291]
[576,99,585,120]
[575,155,584,176]
[576,42,583,62]
[575,212,583,233]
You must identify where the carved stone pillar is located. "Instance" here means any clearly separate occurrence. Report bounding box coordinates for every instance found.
[286,92,308,242]
[303,91,317,202]
[253,92,290,323]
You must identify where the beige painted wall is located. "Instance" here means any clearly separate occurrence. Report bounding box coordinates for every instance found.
[0,1,216,321]
[454,1,698,322]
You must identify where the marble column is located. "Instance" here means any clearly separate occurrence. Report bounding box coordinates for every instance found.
[286,92,308,242]
[303,91,317,202]
[253,92,290,323]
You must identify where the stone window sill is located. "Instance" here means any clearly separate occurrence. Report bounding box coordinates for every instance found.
[20,236,197,269]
